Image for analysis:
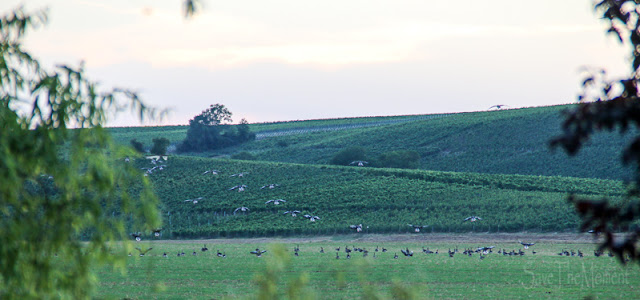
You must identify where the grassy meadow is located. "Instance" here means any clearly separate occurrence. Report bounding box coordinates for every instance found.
[95,236,639,299]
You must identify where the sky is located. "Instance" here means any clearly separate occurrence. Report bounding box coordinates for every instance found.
[1,0,631,126]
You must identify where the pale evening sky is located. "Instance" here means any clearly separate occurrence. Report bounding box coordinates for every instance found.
[1,0,630,126]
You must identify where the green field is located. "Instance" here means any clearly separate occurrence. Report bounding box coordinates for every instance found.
[95,235,639,299]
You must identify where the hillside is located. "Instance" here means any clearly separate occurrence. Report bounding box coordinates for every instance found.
[135,156,625,238]
[110,105,635,181]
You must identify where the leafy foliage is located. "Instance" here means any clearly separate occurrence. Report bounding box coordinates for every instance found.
[151,137,170,155]
[376,150,421,169]
[330,146,367,166]
[550,0,640,265]
[178,104,255,152]
[0,8,160,298]
[130,138,146,153]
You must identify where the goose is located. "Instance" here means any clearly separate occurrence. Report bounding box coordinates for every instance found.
[283,210,301,217]
[131,232,142,242]
[349,224,363,232]
[382,247,388,253]
[260,184,279,189]
[202,169,219,175]
[184,197,203,204]
[320,247,324,253]
[346,253,351,259]
[135,247,153,257]
[350,160,368,167]
[375,246,379,252]
[335,247,341,252]
[250,248,267,257]
[407,224,427,233]
[201,244,209,252]
[152,228,162,237]
[230,172,248,177]
[401,248,414,257]
[489,104,509,109]
[305,215,320,222]
[394,253,399,259]
[217,250,224,257]
[229,185,248,192]
[464,216,482,222]
[336,252,340,259]
[163,252,168,258]
[265,199,286,205]
[192,251,197,256]
[124,157,130,163]
[234,207,250,214]
[519,241,535,249]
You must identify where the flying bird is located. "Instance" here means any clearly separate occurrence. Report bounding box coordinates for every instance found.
[350,160,368,167]
[230,172,248,177]
[349,224,363,232]
[304,215,320,222]
[202,169,219,175]
[234,207,250,214]
[184,197,203,204]
[250,248,267,257]
[464,216,482,222]
[229,185,248,192]
[152,228,162,237]
[489,104,509,110]
[407,224,428,233]
[283,210,301,217]
[265,199,286,205]
[131,232,142,242]
[260,184,279,189]
[519,241,535,249]
[135,247,153,257]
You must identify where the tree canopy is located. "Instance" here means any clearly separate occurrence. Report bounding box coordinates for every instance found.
[551,0,640,264]
[178,104,255,152]
[0,8,161,298]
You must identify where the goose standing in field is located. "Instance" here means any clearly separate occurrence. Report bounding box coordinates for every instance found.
[283,210,301,217]
[519,241,535,249]
[234,207,250,214]
[201,244,209,252]
[394,253,399,259]
[408,224,428,233]
[250,248,267,257]
[135,247,153,257]
[184,197,203,204]
[265,199,286,205]
[163,252,168,258]
[229,185,248,192]
[463,216,482,222]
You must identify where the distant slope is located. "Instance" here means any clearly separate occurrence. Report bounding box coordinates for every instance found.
[109,105,635,181]
[138,156,624,238]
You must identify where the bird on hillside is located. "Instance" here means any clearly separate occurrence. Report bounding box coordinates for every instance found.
[464,216,482,222]
[201,244,209,252]
[283,210,301,217]
[234,207,250,214]
[230,172,248,177]
[265,199,286,205]
[135,247,153,257]
[519,241,535,249]
[401,248,414,257]
[184,197,203,204]
[489,104,509,110]
[407,224,428,233]
[250,248,267,257]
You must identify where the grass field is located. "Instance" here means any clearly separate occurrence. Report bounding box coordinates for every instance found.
[95,234,639,299]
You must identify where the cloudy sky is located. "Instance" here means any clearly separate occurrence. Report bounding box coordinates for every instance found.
[1,0,630,126]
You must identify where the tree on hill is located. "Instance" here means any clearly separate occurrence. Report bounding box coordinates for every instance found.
[151,137,171,155]
[178,104,255,152]
[330,146,367,166]
[551,0,640,265]
[131,138,146,153]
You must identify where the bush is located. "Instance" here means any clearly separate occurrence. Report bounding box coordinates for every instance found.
[130,139,146,153]
[330,146,367,165]
[377,150,421,169]
[151,137,171,155]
